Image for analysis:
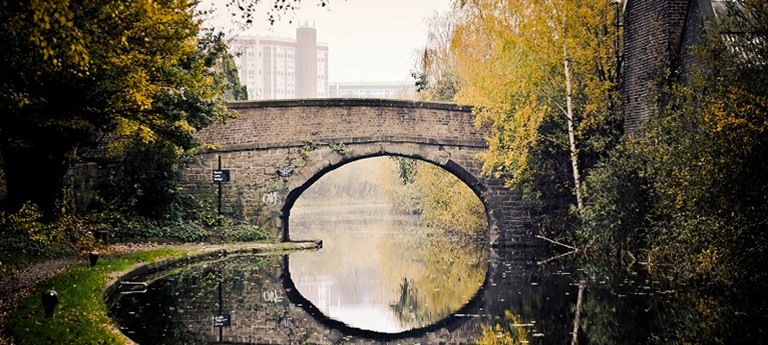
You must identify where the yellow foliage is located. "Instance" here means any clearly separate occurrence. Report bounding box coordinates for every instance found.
[450,0,620,198]
[114,117,157,143]
[476,310,529,345]
[378,235,488,327]
[380,159,487,237]
[29,0,90,70]
[0,202,67,248]
[696,246,720,274]
[412,162,487,236]
[706,86,768,135]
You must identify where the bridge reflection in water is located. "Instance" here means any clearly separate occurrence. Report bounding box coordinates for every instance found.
[107,239,757,344]
[108,243,549,344]
[107,202,762,344]
[108,202,530,344]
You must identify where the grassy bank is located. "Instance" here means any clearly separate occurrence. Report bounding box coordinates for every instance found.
[2,240,322,345]
[6,249,184,345]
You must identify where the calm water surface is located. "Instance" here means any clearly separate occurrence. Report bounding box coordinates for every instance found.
[288,203,488,334]
[108,204,767,344]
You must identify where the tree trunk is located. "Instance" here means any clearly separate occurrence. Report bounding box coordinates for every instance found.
[563,16,584,213]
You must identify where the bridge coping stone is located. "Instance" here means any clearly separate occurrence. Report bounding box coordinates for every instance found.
[225,98,474,112]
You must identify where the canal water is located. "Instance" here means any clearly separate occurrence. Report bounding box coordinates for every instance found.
[108,203,766,344]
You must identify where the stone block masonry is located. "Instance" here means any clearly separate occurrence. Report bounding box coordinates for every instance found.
[182,99,535,247]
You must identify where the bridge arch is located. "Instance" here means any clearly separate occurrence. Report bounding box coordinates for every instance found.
[279,145,500,243]
[183,99,532,247]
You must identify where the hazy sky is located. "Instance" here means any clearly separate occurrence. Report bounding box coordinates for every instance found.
[199,0,453,83]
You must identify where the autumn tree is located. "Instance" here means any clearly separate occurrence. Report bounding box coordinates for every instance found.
[449,0,622,230]
[0,0,237,219]
[411,162,487,237]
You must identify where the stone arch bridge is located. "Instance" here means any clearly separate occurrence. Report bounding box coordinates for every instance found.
[182,99,532,247]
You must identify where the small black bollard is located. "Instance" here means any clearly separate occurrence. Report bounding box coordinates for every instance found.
[88,251,99,267]
[41,290,58,318]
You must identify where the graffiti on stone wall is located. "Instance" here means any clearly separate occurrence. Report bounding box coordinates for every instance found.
[262,191,282,205]
[261,186,289,206]
[262,290,283,303]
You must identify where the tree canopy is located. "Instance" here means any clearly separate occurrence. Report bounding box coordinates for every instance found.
[436,0,622,233]
[0,0,238,218]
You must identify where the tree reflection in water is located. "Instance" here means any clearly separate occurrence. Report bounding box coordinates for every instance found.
[476,310,530,345]
[383,233,487,329]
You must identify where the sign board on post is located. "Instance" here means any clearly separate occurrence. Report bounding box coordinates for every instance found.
[212,169,230,183]
[212,313,231,327]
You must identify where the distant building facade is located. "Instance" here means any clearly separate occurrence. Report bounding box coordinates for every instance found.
[328,82,415,99]
[229,25,328,100]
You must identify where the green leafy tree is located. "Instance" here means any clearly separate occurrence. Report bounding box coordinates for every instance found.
[198,30,249,101]
[579,142,654,257]
[0,0,237,219]
[222,54,249,101]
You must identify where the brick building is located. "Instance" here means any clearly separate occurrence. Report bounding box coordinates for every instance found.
[621,0,730,134]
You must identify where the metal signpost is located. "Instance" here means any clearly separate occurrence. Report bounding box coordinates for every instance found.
[211,156,230,222]
[212,281,231,343]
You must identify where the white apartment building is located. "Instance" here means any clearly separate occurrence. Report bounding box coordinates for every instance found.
[229,25,328,100]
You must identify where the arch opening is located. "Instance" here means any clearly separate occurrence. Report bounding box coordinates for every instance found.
[284,154,492,334]
[281,151,501,244]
